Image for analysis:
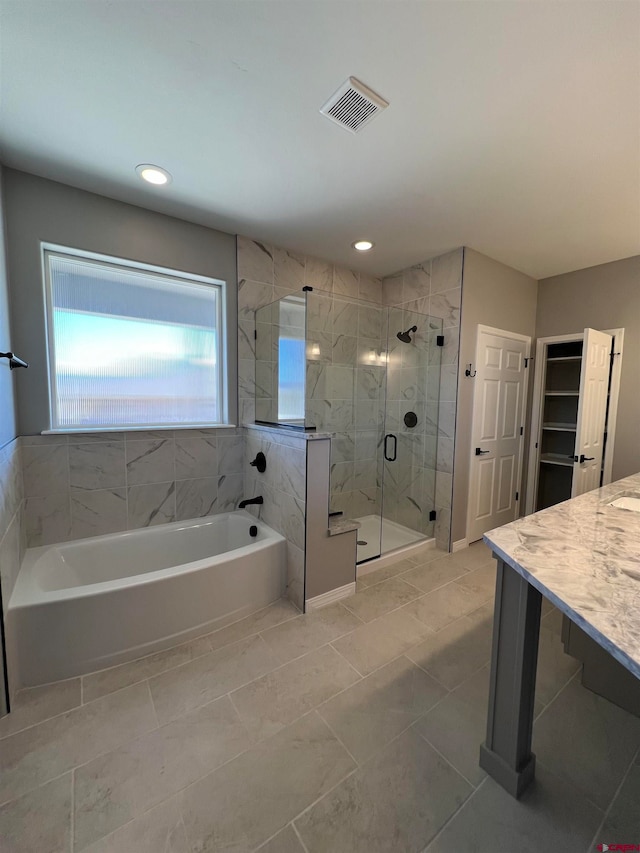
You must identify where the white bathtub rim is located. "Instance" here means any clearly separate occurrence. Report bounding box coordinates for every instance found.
[10,512,285,609]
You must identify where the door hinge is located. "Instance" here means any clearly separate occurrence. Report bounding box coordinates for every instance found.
[429,510,437,521]
[436,335,444,347]
[515,491,519,501]
[519,426,523,436]
[254,329,257,340]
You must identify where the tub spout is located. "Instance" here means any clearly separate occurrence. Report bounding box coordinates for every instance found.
[238,496,264,509]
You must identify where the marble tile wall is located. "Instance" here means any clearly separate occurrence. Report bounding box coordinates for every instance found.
[242,425,307,610]
[382,249,463,551]
[379,304,443,540]
[305,292,386,521]
[237,235,382,428]
[0,437,24,614]
[20,429,245,548]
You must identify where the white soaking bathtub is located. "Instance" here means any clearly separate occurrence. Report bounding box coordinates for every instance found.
[8,511,286,686]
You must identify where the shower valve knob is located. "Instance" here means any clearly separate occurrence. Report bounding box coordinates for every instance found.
[250,452,267,473]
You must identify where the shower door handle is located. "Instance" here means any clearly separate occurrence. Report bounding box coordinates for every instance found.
[384,434,397,462]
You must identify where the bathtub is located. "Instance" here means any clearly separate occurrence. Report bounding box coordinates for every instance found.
[8,511,286,686]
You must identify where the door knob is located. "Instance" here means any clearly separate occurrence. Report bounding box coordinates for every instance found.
[475,448,490,456]
[579,454,595,463]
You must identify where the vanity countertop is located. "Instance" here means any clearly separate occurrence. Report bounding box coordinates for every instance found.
[484,472,640,680]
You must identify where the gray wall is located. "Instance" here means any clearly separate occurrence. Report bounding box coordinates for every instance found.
[0,169,17,447]
[536,255,640,482]
[3,169,238,435]
[452,248,538,544]
[0,168,22,706]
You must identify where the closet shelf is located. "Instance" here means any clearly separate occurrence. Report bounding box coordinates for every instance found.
[543,422,577,432]
[544,391,580,396]
[547,356,582,362]
[540,453,575,468]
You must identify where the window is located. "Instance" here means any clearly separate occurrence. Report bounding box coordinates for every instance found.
[43,246,227,431]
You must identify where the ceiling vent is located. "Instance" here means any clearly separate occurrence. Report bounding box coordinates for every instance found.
[320,77,389,134]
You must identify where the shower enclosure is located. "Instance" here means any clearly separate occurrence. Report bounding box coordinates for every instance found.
[255,289,443,563]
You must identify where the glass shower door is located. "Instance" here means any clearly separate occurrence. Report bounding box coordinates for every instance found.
[379,306,443,556]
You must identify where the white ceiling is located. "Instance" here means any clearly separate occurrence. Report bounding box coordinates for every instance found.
[1,1,639,279]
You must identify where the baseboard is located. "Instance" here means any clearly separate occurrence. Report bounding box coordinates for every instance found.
[452,538,468,553]
[305,582,356,610]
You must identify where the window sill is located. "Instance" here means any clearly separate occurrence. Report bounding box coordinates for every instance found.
[42,424,238,435]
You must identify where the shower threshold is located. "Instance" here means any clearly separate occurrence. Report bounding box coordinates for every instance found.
[355,514,432,566]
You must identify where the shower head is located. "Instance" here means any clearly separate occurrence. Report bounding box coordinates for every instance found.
[396,326,417,343]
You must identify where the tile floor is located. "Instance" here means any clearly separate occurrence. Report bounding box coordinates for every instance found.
[1,541,639,852]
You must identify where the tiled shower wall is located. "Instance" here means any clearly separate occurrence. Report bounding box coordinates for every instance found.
[382,249,463,550]
[379,308,443,539]
[237,235,382,426]
[243,425,307,610]
[20,429,244,547]
[305,292,386,520]
[0,437,24,619]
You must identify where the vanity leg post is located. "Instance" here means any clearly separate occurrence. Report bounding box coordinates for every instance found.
[479,557,542,798]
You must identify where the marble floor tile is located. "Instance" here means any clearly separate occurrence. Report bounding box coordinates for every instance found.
[318,656,447,764]
[541,604,564,636]
[0,678,81,739]
[416,665,490,787]
[74,695,249,849]
[597,754,640,842]
[80,797,188,853]
[356,558,417,589]
[408,547,450,566]
[454,563,497,599]
[295,727,472,853]
[533,676,640,810]
[83,635,212,703]
[456,541,494,570]
[256,823,306,853]
[425,763,604,853]
[342,577,423,623]
[179,712,356,853]
[0,682,156,805]
[0,773,71,853]
[148,634,279,725]
[406,606,493,690]
[230,644,360,742]
[401,556,469,595]
[402,581,491,633]
[260,602,361,664]
[534,625,581,706]
[207,598,300,652]
[331,608,433,676]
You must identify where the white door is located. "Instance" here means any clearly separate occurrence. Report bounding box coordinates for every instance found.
[467,326,531,543]
[572,328,612,497]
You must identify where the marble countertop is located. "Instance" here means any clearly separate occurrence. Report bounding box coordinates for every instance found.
[485,472,640,680]
[244,423,331,441]
[328,516,361,537]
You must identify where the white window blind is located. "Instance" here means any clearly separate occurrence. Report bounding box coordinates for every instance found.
[44,248,225,430]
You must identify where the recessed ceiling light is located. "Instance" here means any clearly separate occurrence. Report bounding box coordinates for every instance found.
[135,164,172,185]
[352,240,374,252]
